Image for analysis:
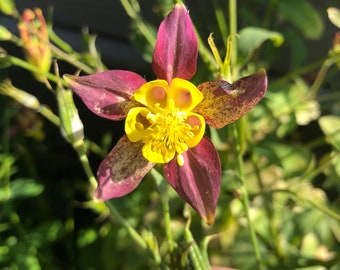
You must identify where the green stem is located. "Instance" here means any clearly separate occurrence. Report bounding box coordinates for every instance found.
[74,142,97,193]
[232,123,263,269]
[265,189,340,222]
[150,168,174,253]
[48,28,74,54]
[72,141,154,257]
[184,219,210,270]
[310,54,340,96]
[262,0,277,29]
[229,0,237,81]
[212,0,228,44]
[9,56,68,87]
[307,198,340,222]
[38,105,60,126]
[50,43,95,74]
[105,200,148,250]
[270,58,324,88]
[120,0,155,48]
[1,107,12,200]
[195,25,218,75]
[249,143,283,258]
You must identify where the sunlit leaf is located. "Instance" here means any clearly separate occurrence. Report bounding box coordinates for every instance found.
[278,0,324,40]
[332,153,340,177]
[238,27,284,57]
[328,7,340,29]
[77,229,98,247]
[319,115,340,150]
[256,142,314,178]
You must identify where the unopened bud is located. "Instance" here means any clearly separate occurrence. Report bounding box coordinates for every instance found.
[0,79,39,110]
[0,0,16,16]
[56,86,84,146]
[18,8,51,82]
[0,26,12,41]
[333,32,340,53]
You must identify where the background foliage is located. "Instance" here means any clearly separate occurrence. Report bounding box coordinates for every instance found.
[1,0,340,269]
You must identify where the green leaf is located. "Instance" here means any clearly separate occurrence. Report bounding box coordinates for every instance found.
[332,152,340,177]
[256,142,314,178]
[238,27,284,57]
[328,7,340,29]
[319,115,340,150]
[278,0,324,40]
[9,179,43,200]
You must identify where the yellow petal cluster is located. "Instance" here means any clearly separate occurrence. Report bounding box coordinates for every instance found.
[125,78,205,166]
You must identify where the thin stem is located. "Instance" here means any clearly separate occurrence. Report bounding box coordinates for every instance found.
[38,105,60,126]
[270,58,324,88]
[195,25,218,74]
[307,198,340,222]
[229,0,237,80]
[232,123,263,269]
[72,141,156,259]
[120,0,155,48]
[50,43,95,74]
[48,28,74,54]
[262,0,277,29]
[73,142,97,193]
[184,219,210,270]
[249,142,283,258]
[105,200,148,249]
[9,56,68,87]
[264,189,340,222]
[310,54,340,96]
[150,168,174,253]
[212,0,228,44]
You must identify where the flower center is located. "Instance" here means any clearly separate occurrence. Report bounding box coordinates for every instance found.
[125,78,205,166]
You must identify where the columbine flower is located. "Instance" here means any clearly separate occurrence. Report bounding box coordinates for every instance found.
[18,8,51,82]
[64,3,267,224]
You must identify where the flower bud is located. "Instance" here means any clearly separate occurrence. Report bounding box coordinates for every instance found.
[0,25,12,41]
[333,32,340,53]
[17,8,51,82]
[56,86,84,147]
[0,79,39,110]
[0,0,16,16]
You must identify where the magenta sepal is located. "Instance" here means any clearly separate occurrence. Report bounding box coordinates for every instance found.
[95,135,155,201]
[164,136,221,225]
[152,3,198,83]
[194,69,267,129]
[64,70,146,120]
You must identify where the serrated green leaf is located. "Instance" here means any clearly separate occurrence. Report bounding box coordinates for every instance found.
[319,115,340,150]
[278,0,324,40]
[238,27,284,57]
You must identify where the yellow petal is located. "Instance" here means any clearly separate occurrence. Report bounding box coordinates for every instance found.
[185,113,206,148]
[168,78,203,112]
[125,107,149,142]
[134,80,169,109]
